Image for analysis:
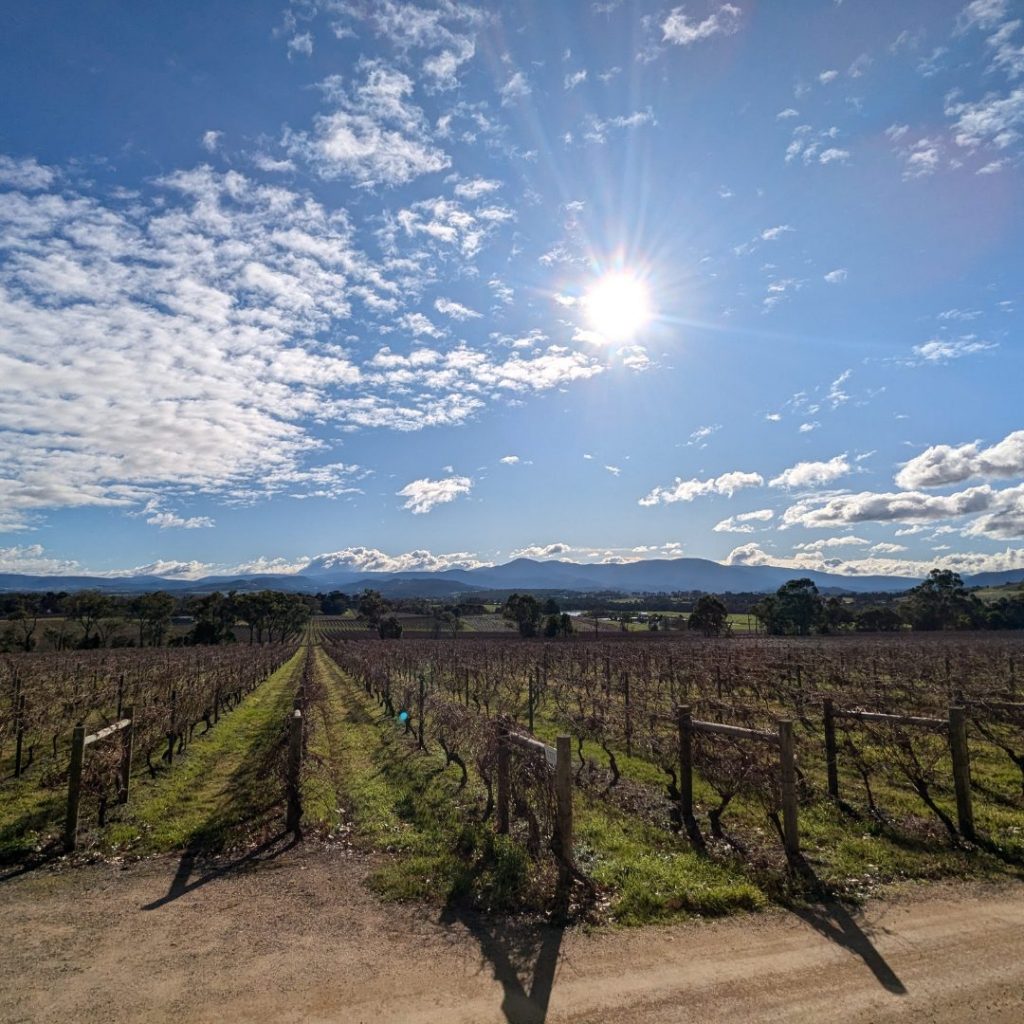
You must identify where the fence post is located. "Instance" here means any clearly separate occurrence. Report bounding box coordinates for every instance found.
[119,706,134,805]
[823,698,839,800]
[14,690,25,779]
[623,671,632,758]
[417,675,425,750]
[555,736,573,879]
[496,729,510,835]
[778,719,800,859]
[64,723,86,852]
[677,705,693,822]
[286,709,303,834]
[528,671,535,733]
[948,705,975,841]
[167,689,177,765]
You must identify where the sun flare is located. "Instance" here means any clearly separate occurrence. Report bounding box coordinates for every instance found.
[583,271,652,341]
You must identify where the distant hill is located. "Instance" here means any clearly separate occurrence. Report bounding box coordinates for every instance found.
[4,555,1024,597]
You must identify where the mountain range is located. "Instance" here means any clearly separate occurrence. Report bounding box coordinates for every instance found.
[2,557,1023,597]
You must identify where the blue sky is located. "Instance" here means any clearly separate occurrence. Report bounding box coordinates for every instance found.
[0,0,1022,580]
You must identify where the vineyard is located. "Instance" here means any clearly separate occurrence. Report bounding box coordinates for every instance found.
[3,624,1024,924]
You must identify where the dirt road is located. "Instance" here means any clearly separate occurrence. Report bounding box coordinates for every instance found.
[2,848,1022,1024]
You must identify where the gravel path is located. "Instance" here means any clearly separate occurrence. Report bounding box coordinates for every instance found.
[2,850,1022,1024]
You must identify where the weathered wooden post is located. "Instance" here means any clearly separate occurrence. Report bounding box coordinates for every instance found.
[823,698,839,800]
[527,671,535,733]
[417,674,426,750]
[167,689,177,765]
[554,736,573,881]
[948,705,975,841]
[286,709,303,835]
[496,728,510,835]
[623,671,632,758]
[14,689,25,779]
[64,723,86,852]
[677,705,693,823]
[119,706,134,804]
[778,719,800,859]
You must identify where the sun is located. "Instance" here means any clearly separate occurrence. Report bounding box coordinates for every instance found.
[583,271,652,341]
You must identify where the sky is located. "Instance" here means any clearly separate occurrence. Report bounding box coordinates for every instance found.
[0,0,1022,582]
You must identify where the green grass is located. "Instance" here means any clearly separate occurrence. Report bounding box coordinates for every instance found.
[528,701,1024,904]
[312,647,537,913]
[99,648,304,855]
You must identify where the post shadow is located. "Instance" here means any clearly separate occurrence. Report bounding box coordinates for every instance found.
[142,830,298,911]
[440,902,566,1024]
[787,856,906,995]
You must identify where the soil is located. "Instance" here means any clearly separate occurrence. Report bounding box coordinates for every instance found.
[3,845,1023,1024]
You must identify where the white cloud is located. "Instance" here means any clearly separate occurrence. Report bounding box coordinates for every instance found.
[287,33,314,58]
[912,337,997,362]
[499,455,520,465]
[564,70,588,90]
[0,155,56,190]
[761,224,794,241]
[605,464,621,476]
[662,4,741,46]
[509,542,573,560]
[895,430,1024,489]
[725,541,1024,578]
[434,297,481,320]
[397,475,472,514]
[770,455,851,489]
[500,71,531,106]
[582,109,657,143]
[687,424,721,447]
[780,484,1024,539]
[639,471,764,506]
[305,546,486,574]
[146,511,215,529]
[201,130,222,153]
[713,508,775,533]
[285,64,450,186]
[453,177,502,200]
[824,268,848,284]
[818,69,839,84]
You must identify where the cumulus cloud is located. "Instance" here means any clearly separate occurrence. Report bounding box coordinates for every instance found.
[724,541,1024,578]
[639,471,764,506]
[397,475,472,514]
[304,546,486,574]
[824,268,848,284]
[0,155,56,190]
[662,4,741,46]
[146,511,215,529]
[770,455,850,489]
[509,542,573,559]
[499,455,520,465]
[896,430,1024,489]
[780,484,1024,539]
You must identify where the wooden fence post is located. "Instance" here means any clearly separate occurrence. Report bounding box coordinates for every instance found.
[417,675,425,750]
[948,705,975,841]
[167,689,177,765]
[623,671,632,758]
[286,709,303,835]
[823,698,839,800]
[528,671,535,733]
[677,705,693,822]
[119,706,134,805]
[14,690,25,779]
[496,729,510,835]
[555,736,573,878]
[64,723,86,852]
[778,719,800,859]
